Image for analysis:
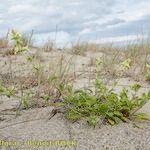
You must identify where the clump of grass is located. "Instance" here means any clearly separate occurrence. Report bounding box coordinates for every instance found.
[27,52,74,101]
[46,55,74,98]
[42,39,56,52]
[22,30,34,47]
[71,40,98,55]
[63,79,150,127]
[91,51,122,79]
[71,41,88,55]
[122,41,150,80]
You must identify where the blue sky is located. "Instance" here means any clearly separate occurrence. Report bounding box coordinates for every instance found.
[0,0,150,46]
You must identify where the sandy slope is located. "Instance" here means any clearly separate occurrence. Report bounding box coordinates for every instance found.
[0,49,150,150]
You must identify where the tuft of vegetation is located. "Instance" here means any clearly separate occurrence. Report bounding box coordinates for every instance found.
[11,30,29,55]
[71,40,98,55]
[64,79,150,126]
[21,30,34,47]
[2,30,29,56]
[42,39,56,52]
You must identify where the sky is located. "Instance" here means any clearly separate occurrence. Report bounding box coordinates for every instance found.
[0,0,150,46]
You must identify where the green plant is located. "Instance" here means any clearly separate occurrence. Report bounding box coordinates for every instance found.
[145,73,150,82]
[0,80,33,110]
[11,29,29,55]
[42,94,51,103]
[0,80,16,97]
[87,115,98,127]
[63,79,150,127]
[121,58,132,70]
[47,55,74,98]
[21,92,32,109]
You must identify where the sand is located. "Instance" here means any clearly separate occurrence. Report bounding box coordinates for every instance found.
[0,49,150,150]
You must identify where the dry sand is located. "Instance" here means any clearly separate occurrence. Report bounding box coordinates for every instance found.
[0,49,150,150]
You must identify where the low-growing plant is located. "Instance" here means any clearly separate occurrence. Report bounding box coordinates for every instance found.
[0,80,32,110]
[63,79,150,126]
[0,80,16,98]
[21,92,32,109]
[121,58,132,70]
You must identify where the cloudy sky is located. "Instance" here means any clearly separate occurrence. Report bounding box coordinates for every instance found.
[0,0,150,46]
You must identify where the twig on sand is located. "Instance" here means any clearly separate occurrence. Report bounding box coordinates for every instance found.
[0,106,65,130]
[0,118,45,130]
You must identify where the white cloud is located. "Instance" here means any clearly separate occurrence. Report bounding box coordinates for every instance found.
[34,31,71,47]
[98,34,148,43]
[79,28,92,35]
[0,19,4,24]
[0,0,150,45]
[9,4,35,13]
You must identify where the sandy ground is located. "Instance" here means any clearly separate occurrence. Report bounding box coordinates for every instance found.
[0,49,150,150]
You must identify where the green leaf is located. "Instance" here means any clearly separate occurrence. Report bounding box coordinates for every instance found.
[66,110,81,122]
[87,115,98,127]
[107,119,115,125]
[98,104,109,114]
[121,58,132,69]
[120,116,129,122]
[42,94,50,103]
[134,113,150,121]
[131,84,141,92]
[114,111,123,117]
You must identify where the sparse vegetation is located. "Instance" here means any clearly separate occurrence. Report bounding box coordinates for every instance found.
[42,39,56,52]
[71,40,98,55]
[0,30,150,128]
[11,29,29,55]
[2,30,29,56]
